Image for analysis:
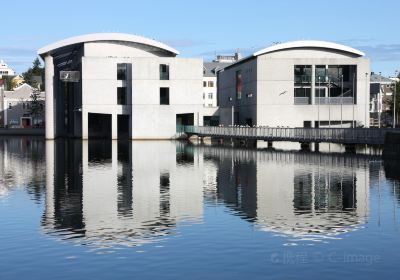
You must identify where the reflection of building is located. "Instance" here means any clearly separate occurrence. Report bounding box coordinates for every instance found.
[199,146,370,241]
[1,84,45,127]
[44,140,203,247]
[218,41,370,128]
[0,137,46,199]
[38,33,205,140]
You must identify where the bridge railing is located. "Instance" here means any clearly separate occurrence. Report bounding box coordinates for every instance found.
[183,126,395,145]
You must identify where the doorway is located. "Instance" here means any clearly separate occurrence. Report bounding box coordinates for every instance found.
[88,113,111,139]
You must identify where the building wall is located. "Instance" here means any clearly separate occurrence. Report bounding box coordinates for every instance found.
[81,47,203,139]
[203,76,217,107]
[218,59,258,125]
[218,49,370,128]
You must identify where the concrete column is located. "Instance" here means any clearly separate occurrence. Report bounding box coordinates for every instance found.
[45,55,55,139]
[82,111,88,139]
[112,114,118,139]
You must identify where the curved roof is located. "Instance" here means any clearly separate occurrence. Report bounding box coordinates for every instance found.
[253,40,365,57]
[38,33,179,56]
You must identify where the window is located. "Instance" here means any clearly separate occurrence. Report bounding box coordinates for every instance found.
[208,81,214,87]
[117,87,127,105]
[203,81,207,87]
[208,93,213,99]
[203,93,205,99]
[8,103,12,109]
[294,65,311,84]
[23,103,26,109]
[160,64,169,80]
[294,88,311,105]
[315,65,327,83]
[236,70,242,100]
[117,64,127,80]
[160,87,169,105]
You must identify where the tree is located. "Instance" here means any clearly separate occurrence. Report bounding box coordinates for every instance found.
[388,80,400,127]
[22,58,45,91]
[29,88,45,127]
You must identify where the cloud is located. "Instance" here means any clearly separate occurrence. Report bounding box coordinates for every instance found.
[356,43,400,62]
[0,47,36,57]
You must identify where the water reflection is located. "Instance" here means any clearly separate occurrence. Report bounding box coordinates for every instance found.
[43,140,203,248]
[200,147,371,242]
[2,137,396,248]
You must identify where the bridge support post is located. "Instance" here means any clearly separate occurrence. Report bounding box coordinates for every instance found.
[267,141,273,148]
[300,142,311,151]
[344,144,356,153]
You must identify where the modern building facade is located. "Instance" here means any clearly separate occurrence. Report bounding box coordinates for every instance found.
[38,33,204,140]
[218,41,370,128]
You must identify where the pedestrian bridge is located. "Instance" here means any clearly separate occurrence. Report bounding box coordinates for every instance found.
[183,126,397,145]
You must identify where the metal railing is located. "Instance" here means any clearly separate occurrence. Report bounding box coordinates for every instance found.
[294,97,311,105]
[316,97,354,105]
[183,126,395,145]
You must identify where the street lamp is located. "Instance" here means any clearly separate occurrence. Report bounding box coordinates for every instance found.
[365,72,369,127]
[318,76,321,128]
[378,72,382,128]
[394,70,398,128]
[340,74,343,128]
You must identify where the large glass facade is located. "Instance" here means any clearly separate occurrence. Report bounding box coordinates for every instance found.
[291,64,358,106]
[294,65,312,104]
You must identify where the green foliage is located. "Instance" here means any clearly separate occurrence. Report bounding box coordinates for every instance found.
[22,58,45,90]
[29,88,44,126]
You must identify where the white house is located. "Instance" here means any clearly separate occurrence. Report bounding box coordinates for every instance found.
[0,59,15,78]
[38,33,205,140]
[0,83,45,127]
[217,41,370,128]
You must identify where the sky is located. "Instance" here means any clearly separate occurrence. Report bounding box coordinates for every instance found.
[1,0,399,76]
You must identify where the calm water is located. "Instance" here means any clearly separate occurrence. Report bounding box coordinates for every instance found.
[0,137,400,279]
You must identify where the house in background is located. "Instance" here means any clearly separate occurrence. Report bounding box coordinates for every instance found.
[217,41,370,128]
[0,83,45,128]
[369,72,394,127]
[0,60,15,78]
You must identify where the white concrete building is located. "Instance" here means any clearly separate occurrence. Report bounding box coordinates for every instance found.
[218,41,370,128]
[38,33,205,139]
[0,59,15,78]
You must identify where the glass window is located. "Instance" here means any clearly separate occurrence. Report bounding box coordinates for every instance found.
[208,81,214,87]
[117,87,127,105]
[208,93,213,99]
[203,81,207,87]
[160,64,169,80]
[315,65,327,83]
[294,65,311,84]
[117,64,127,80]
[160,87,169,105]
[236,70,242,100]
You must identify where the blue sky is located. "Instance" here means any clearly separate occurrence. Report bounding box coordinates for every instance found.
[1,0,399,75]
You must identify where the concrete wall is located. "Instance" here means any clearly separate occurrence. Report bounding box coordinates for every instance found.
[218,48,370,128]
[80,42,204,139]
[218,58,258,125]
